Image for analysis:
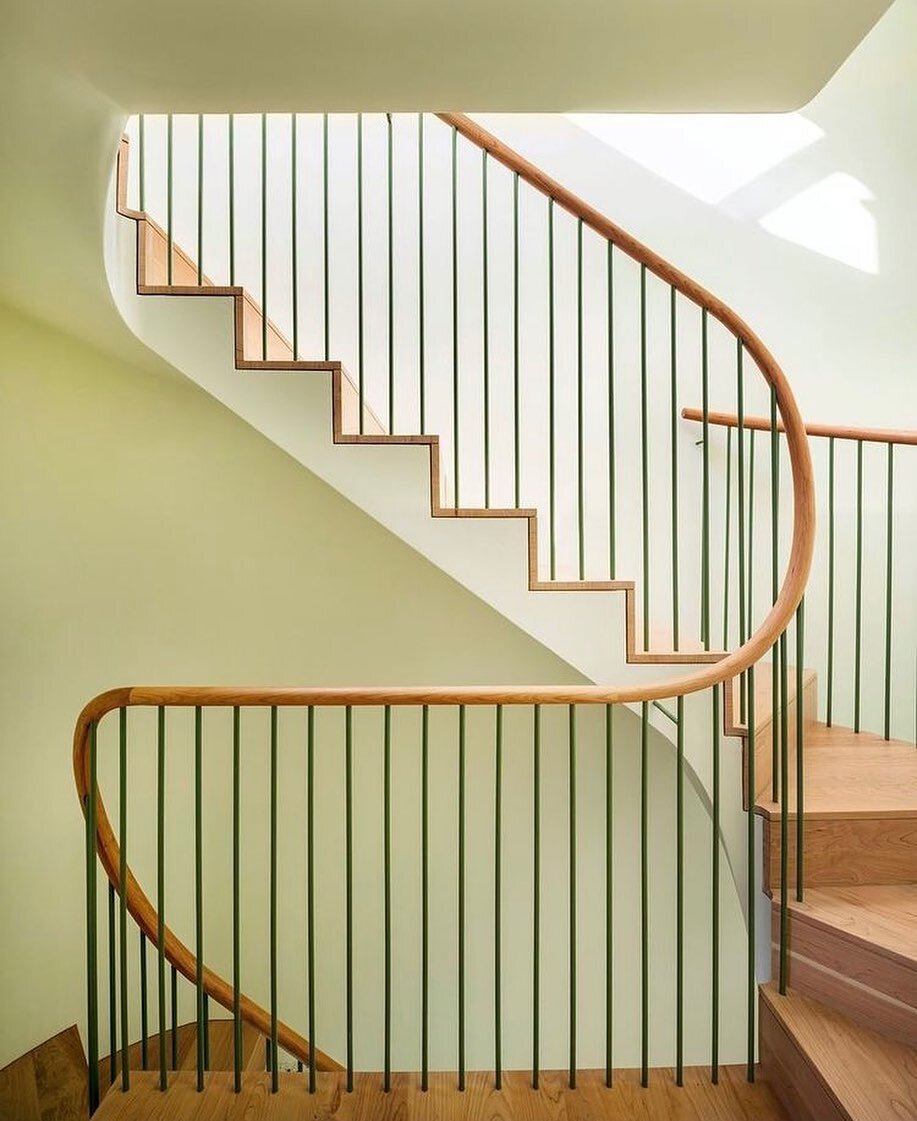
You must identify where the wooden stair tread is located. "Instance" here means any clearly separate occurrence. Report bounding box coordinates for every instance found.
[756,723,917,819]
[790,885,917,967]
[760,983,917,1121]
[92,1066,790,1120]
[730,662,817,734]
[0,1025,87,1121]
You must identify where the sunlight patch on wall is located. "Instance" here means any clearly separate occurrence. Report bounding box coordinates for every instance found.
[759,172,878,274]
[566,113,823,205]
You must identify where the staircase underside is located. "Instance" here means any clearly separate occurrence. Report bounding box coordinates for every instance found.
[92,1066,789,1120]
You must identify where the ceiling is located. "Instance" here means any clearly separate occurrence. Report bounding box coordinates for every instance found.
[5,0,892,113]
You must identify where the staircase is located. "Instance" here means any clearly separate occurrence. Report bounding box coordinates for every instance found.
[54,111,915,1119]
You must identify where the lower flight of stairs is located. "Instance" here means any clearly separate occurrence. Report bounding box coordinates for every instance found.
[753,674,917,1119]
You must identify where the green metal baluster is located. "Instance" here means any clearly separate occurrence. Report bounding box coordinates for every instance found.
[108,883,116,1086]
[885,445,894,740]
[119,708,130,1091]
[197,114,203,286]
[452,126,460,506]
[138,115,146,211]
[608,243,616,578]
[171,965,178,1070]
[640,264,649,649]
[203,994,210,1071]
[723,428,733,649]
[483,152,491,507]
[605,705,613,1088]
[418,115,426,434]
[307,707,316,1093]
[383,705,392,1092]
[270,707,279,1091]
[513,173,520,508]
[494,705,503,1089]
[670,288,680,648]
[568,705,577,1088]
[577,222,585,580]
[291,114,299,359]
[323,114,330,361]
[387,115,394,434]
[855,440,864,731]
[770,388,780,801]
[640,702,649,1087]
[421,704,429,1091]
[701,310,710,649]
[458,704,466,1091]
[746,663,757,1082]
[711,685,720,1084]
[779,626,790,993]
[86,721,100,1114]
[195,707,204,1091]
[532,704,541,1089]
[737,344,747,721]
[827,437,835,726]
[748,430,756,637]
[548,200,556,579]
[796,602,806,902]
[676,695,684,1086]
[140,932,148,1070]
[357,115,365,435]
[229,114,236,287]
[157,707,167,1091]
[166,114,174,286]
[232,706,241,1092]
[261,113,268,361]
[345,705,354,1091]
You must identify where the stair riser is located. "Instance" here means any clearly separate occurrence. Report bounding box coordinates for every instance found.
[759,998,847,1121]
[749,676,819,807]
[764,816,917,890]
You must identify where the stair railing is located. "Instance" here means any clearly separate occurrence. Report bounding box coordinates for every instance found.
[118,112,814,680]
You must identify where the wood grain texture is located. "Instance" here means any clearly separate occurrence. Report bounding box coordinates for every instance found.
[91,1066,789,1121]
[682,407,917,448]
[759,983,917,1121]
[0,1025,87,1121]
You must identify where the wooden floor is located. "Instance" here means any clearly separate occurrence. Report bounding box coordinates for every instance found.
[93,1066,789,1120]
[0,1025,87,1121]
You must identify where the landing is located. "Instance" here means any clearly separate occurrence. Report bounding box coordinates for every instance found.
[94,1067,789,1120]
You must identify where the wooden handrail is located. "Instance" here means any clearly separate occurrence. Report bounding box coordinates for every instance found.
[682,407,917,447]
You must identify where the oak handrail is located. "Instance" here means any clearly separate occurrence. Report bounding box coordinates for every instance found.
[682,407,917,447]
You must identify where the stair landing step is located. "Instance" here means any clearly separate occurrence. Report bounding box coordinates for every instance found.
[789,885,917,967]
[760,983,917,1121]
[92,1067,790,1120]
[756,723,917,819]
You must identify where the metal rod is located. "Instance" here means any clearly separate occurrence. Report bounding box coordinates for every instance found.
[568,704,577,1088]
[737,344,747,722]
[577,222,585,580]
[608,243,616,578]
[746,663,757,1083]
[307,707,316,1093]
[670,288,680,648]
[549,200,556,579]
[357,115,365,436]
[86,726,100,1113]
[323,114,330,361]
[261,113,268,361]
[855,440,864,732]
[779,629,790,994]
[345,705,354,1091]
[711,684,720,1084]
[228,114,235,287]
[119,708,130,1091]
[771,388,780,801]
[640,701,649,1087]
[676,694,684,1086]
[195,706,204,1091]
[701,310,710,649]
[109,873,117,1085]
[197,114,203,286]
[452,126,459,505]
[494,705,503,1089]
[483,150,491,507]
[640,264,650,649]
[421,704,429,1091]
[796,602,806,903]
[885,445,894,740]
[532,703,541,1089]
[383,705,392,1092]
[513,173,521,508]
[604,705,613,1088]
[748,430,756,640]
[166,115,173,286]
[157,707,167,1091]
[140,932,148,1070]
[270,707,279,1091]
[232,706,241,1092]
[418,115,426,434]
[139,114,146,211]
[458,704,466,1091]
[291,114,298,359]
[827,437,835,726]
[171,965,178,1070]
[723,427,733,650]
[387,115,394,434]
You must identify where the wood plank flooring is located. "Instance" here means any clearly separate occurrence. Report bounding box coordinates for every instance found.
[0,1025,87,1121]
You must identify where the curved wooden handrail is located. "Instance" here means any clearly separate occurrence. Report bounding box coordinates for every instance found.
[682,407,917,447]
[73,690,341,1074]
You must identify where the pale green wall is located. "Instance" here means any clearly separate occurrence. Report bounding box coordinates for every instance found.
[0,301,588,1066]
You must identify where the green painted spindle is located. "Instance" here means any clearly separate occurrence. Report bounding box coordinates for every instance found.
[270,706,279,1091]
[119,708,130,1091]
[608,243,616,578]
[670,288,680,647]
[711,684,720,1084]
[166,115,173,286]
[307,707,316,1093]
[483,151,491,507]
[746,663,757,1082]
[157,707,167,1091]
[605,705,614,1087]
[640,264,649,648]
[197,114,203,286]
[548,200,556,579]
[640,702,649,1087]
[458,704,466,1090]
[885,445,894,740]
[421,704,429,1091]
[232,706,241,1092]
[532,704,541,1089]
[383,705,392,1091]
[261,113,268,361]
[86,721,99,1113]
[345,705,354,1091]
[291,114,299,359]
[494,705,503,1089]
[796,602,805,902]
[452,126,459,506]
[568,704,577,1087]
[195,706,204,1091]
[108,883,116,1086]
[676,695,684,1086]
[855,440,863,731]
[577,222,585,580]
